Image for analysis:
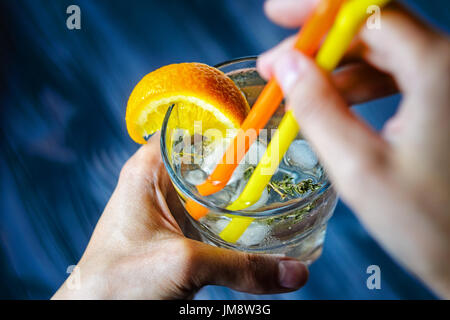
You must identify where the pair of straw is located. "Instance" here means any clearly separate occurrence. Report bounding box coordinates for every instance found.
[186,0,393,243]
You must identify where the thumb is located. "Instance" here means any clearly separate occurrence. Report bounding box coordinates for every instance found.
[193,241,308,294]
[273,50,387,198]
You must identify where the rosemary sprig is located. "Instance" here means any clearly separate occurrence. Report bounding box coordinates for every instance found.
[243,165,320,199]
[295,178,321,194]
[267,181,287,199]
[265,202,315,226]
[268,175,320,199]
[243,165,255,180]
[176,151,196,157]
[173,151,202,164]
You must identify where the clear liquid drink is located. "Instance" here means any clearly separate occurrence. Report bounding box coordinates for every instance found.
[161,57,337,264]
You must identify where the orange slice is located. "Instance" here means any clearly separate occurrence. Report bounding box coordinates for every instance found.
[126,63,250,144]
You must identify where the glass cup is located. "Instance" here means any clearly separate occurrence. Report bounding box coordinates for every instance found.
[160,57,337,264]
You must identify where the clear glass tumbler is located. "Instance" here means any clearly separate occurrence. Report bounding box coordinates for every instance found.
[160,57,337,264]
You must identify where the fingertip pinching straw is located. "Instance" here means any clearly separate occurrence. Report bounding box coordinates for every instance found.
[187,0,393,243]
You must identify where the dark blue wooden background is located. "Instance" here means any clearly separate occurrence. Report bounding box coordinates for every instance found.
[0,0,448,299]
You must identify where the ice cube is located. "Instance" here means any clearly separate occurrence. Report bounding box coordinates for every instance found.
[285,140,318,170]
[231,141,267,185]
[206,186,234,207]
[200,138,228,175]
[201,139,267,186]
[242,140,267,167]
[228,180,270,209]
[183,169,207,186]
[229,179,247,203]
[246,188,270,210]
[202,217,228,234]
[237,222,270,246]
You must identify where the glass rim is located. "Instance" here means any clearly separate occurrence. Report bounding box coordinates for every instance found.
[213,55,258,69]
[160,56,332,218]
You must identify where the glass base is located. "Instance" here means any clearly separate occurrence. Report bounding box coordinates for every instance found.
[198,223,328,264]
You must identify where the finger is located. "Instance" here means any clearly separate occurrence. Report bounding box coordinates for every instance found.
[258,43,398,105]
[257,35,297,80]
[113,133,183,234]
[264,0,319,28]
[264,3,446,98]
[273,49,388,199]
[192,241,308,294]
[332,62,398,105]
[119,132,169,193]
[359,8,447,96]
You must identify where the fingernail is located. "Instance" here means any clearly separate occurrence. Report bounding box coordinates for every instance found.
[273,50,307,93]
[278,260,308,289]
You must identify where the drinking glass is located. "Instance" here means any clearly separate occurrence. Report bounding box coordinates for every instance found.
[160,57,337,264]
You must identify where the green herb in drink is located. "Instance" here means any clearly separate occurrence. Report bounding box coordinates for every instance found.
[243,165,256,180]
[268,175,321,199]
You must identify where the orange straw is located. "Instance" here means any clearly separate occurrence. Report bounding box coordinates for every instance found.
[186,0,346,219]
